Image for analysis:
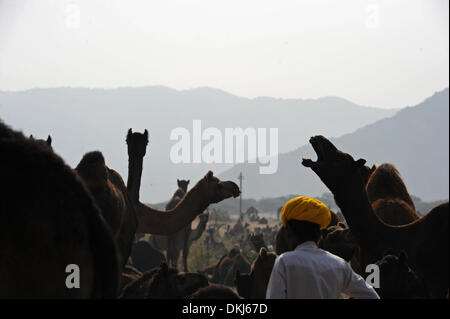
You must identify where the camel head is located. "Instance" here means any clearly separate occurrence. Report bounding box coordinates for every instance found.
[252,248,276,298]
[199,171,240,204]
[177,179,190,192]
[253,248,276,277]
[302,136,367,194]
[126,128,148,159]
[321,225,358,262]
[359,164,377,186]
[375,250,428,299]
[146,263,208,298]
[29,134,52,149]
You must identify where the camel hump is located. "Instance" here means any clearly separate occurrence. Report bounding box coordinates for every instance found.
[76,151,108,182]
[79,151,106,166]
[366,163,416,209]
[372,198,419,225]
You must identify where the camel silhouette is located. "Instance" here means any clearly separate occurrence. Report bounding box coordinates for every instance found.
[235,247,277,299]
[302,135,449,298]
[130,240,166,273]
[136,170,240,235]
[202,247,251,287]
[150,208,209,271]
[0,121,118,298]
[29,134,52,149]
[76,151,137,269]
[120,262,208,298]
[375,250,428,298]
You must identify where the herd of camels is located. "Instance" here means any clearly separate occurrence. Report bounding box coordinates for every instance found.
[0,119,448,299]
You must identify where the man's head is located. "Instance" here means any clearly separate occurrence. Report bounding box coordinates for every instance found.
[286,220,321,247]
[281,196,331,247]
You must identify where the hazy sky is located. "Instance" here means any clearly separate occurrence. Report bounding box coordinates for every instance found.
[0,0,448,108]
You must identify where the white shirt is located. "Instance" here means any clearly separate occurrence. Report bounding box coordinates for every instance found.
[266,241,379,299]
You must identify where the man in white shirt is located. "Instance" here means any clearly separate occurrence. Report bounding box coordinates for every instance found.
[266,196,379,299]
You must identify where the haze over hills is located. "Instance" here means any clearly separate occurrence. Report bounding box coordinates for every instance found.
[220,88,449,202]
[0,86,405,202]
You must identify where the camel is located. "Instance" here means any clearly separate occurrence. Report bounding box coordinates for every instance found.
[0,121,119,298]
[126,128,148,206]
[75,151,137,269]
[124,127,241,239]
[136,171,240,235]
[235,248,277,299]
[375,250,428,299]
[366,163,420,225]
[204,226,226,254]
[302,135,449,298]
[250,233,267,252]
[29,134,52,149]
[126,128,240,240]
[120,262,208,299]
[130,240,166,273]
[321,223,359,262]
[348,163,421,273]
[202,247,251,287]
[77,127,238,272]
[148,212,210,269]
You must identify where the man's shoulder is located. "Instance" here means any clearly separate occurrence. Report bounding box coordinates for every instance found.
[279,247,350,266]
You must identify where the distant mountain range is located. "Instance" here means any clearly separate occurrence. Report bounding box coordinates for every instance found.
[0,86,398,202]
[219,88,449,201]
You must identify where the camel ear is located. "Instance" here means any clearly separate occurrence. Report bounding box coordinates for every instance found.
[46,135,52,146]
[187,180,190,184]
[259,247,267,259]
[144,129,148,139]
[205,170,214,181]
[355,159,366,167]
[126,128,132,142]
[371,165,377,173]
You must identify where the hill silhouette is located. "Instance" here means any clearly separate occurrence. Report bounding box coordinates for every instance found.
[220,88,449,201]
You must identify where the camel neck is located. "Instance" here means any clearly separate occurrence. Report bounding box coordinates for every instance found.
[334,172,385,246]
[189,217,208,242]
[127,155,144,205]
[173,181,210,216]
[135,179,211,235]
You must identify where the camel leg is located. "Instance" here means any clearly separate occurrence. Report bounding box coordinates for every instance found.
[173,249,180,270]
[183,227,191,272]
[167,236,176,268]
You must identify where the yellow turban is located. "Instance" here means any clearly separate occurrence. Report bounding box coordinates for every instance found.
[281,196,331,230]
